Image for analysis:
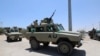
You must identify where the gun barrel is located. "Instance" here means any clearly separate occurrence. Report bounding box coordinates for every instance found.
[50,10,56,18]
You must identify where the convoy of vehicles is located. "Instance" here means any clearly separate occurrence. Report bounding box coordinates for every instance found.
[2,11,83,55]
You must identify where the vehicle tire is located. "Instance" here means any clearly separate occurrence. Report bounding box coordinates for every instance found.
[7,37,11,42]
[30,38,40,50]
[19,38,22,41]
[43,42,49,47]
[57,41,73,55]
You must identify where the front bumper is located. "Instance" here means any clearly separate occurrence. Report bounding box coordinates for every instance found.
[77,40,82,48]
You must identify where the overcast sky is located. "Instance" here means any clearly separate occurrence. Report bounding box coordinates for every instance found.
[0,0,100,31]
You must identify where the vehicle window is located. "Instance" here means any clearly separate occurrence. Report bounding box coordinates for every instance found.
[27,27,31,32]
[10,29,14,32]
[31,28,35,32]
[57,25,65,31]
[15,30,18,32]
[46,26,55,32]
[36,27,44,32]
[27,27,35,32]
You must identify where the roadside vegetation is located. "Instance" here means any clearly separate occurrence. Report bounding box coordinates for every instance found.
[0,27,4,35]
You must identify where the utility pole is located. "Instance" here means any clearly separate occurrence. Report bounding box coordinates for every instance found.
[68,0,72,31]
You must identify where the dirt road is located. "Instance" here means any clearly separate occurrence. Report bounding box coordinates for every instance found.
[0,34,100,56]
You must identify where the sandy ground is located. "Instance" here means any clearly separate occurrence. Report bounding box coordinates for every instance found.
[0,34,100,56]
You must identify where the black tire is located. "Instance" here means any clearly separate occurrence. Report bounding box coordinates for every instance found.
[57,41,73,55]
[7,37,11,42]
[43,42,49,47]
[19,38,22,41]
[30,38,40,50]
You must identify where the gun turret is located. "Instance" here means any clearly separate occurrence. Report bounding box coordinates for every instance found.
[41,10,56,24]
[48,10,56,24]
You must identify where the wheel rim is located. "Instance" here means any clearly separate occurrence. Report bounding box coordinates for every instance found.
[31,39,38,49]
[59,44,69,54]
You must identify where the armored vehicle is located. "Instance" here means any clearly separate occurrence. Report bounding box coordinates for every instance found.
[96,30,100,40]
[88,28,100,41]
[4,27,23,42]
[26,11,82,55]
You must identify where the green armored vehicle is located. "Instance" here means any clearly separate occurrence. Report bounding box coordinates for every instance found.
[26,12,82,55]
[4,27,22,42]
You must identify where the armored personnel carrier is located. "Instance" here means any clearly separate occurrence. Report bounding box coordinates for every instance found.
[26,11,82,55]
[4,27,23,42]
[88,28,100,41]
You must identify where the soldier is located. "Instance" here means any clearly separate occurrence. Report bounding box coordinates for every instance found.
[34,20,38,27]
[40,20,43,25]
[43,18,53,24]
[40,18,48,25]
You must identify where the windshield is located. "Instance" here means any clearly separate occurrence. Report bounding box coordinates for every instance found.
[10,29,18,32]
[57,24,65,31]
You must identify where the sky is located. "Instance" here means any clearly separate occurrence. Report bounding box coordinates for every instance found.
[0,0,100,31]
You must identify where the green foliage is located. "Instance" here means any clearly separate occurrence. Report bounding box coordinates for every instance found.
[0,28,4,34]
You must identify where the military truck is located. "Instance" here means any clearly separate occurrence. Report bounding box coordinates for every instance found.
[26,11,82,55]
[88,28,100,41]
[4,27,23,42]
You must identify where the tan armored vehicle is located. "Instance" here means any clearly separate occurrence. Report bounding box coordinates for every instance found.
[26,12,82,55]
[4,27,22,42]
